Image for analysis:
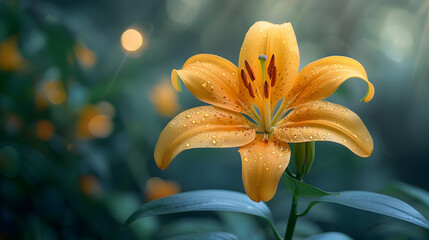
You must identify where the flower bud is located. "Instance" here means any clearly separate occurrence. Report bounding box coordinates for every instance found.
[294,142,315,177]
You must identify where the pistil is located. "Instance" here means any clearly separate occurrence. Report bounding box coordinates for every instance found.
[258,54,272,132]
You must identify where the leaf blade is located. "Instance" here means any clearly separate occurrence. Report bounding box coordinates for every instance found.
[125,190,281,239]
[281,172,338,198]
[306,232,353,240]
[306,191,429,229]
[167,231,239,240]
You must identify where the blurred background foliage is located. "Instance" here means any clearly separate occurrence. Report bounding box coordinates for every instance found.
[1,0,429,239]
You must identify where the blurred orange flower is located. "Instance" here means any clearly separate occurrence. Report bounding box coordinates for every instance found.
[0,36,26,71]
[74,42,96,68]
[150,80,180,116]
[35,120,55,141]
[77,103,114,139]
[155,21,375,202]
[145,177,180,201]
[80,175,101,196]
[42,82,67,105]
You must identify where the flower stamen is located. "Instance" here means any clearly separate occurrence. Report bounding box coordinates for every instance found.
[241,69,249,89]
[264,81,269,99]
[245,60,255,81]
[271,66,277,87]
[267,54,275,78]
[248,82,256,98]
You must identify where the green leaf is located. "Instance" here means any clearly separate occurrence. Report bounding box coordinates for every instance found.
[300,191,429,229]
[281,172,338,198]
[167,232,239,240]
[306,232,353,240]
[393,181,429,208]
[125,190,281,240]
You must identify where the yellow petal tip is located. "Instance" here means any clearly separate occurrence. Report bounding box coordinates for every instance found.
[171,69,182,92]
[360,84,374,103]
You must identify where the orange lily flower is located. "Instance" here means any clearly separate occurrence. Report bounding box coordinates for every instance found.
[155,21,374,202]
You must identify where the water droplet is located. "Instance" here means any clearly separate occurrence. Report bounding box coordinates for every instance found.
[244,157,248,162]
[278,164,282,169]
[186,114,192,118]
[192,120,196,124]
[204,113,210,117]
[205,124,210,128]
[212,140,217,144]
[183,124,187,127]
[353,134,358,138]
[196,111,201,115]
[343,139,347,143]
[185,143,190,147]
[202,82,207,87]
[339,65,344,69]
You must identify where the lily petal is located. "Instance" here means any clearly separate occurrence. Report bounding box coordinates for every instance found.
[171,54,249,113]
[287,56,374,108]
[238,135,290,202]
[155,106,256,170]
[274,101,373,157]
[238,21,299,105]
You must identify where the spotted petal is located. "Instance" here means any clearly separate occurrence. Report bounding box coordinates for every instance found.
[238,135,290,202]
[287,56,375,108]
[274,101,373,157]
[155,106,256,170]
[172,54,250,113]
[238,21,300,105]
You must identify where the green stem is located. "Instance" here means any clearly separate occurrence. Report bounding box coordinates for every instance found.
[284,173,302,240]
[284,195,299,240]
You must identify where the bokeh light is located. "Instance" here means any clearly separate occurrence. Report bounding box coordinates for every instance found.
[76,103,115,139]
[88,114,113,138]
[35,120,55,141]
[0,36,26,71]
[145,177,180,201]
[150,80,180,116]
[74,42,97,68]
[166,0,201,28]
[121,28,143,52]
[80,175,101,196]
[380,9,414,62]
[43,82,67,105]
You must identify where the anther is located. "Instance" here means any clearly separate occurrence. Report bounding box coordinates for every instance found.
[248,82,255,98]
[268,54,275,78]
[245,60,255,81]
[264,81,269,98]
[240,69,248,88]
[271,66,277,87]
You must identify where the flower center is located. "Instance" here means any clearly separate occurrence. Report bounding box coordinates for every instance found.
[240,54,279,134]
